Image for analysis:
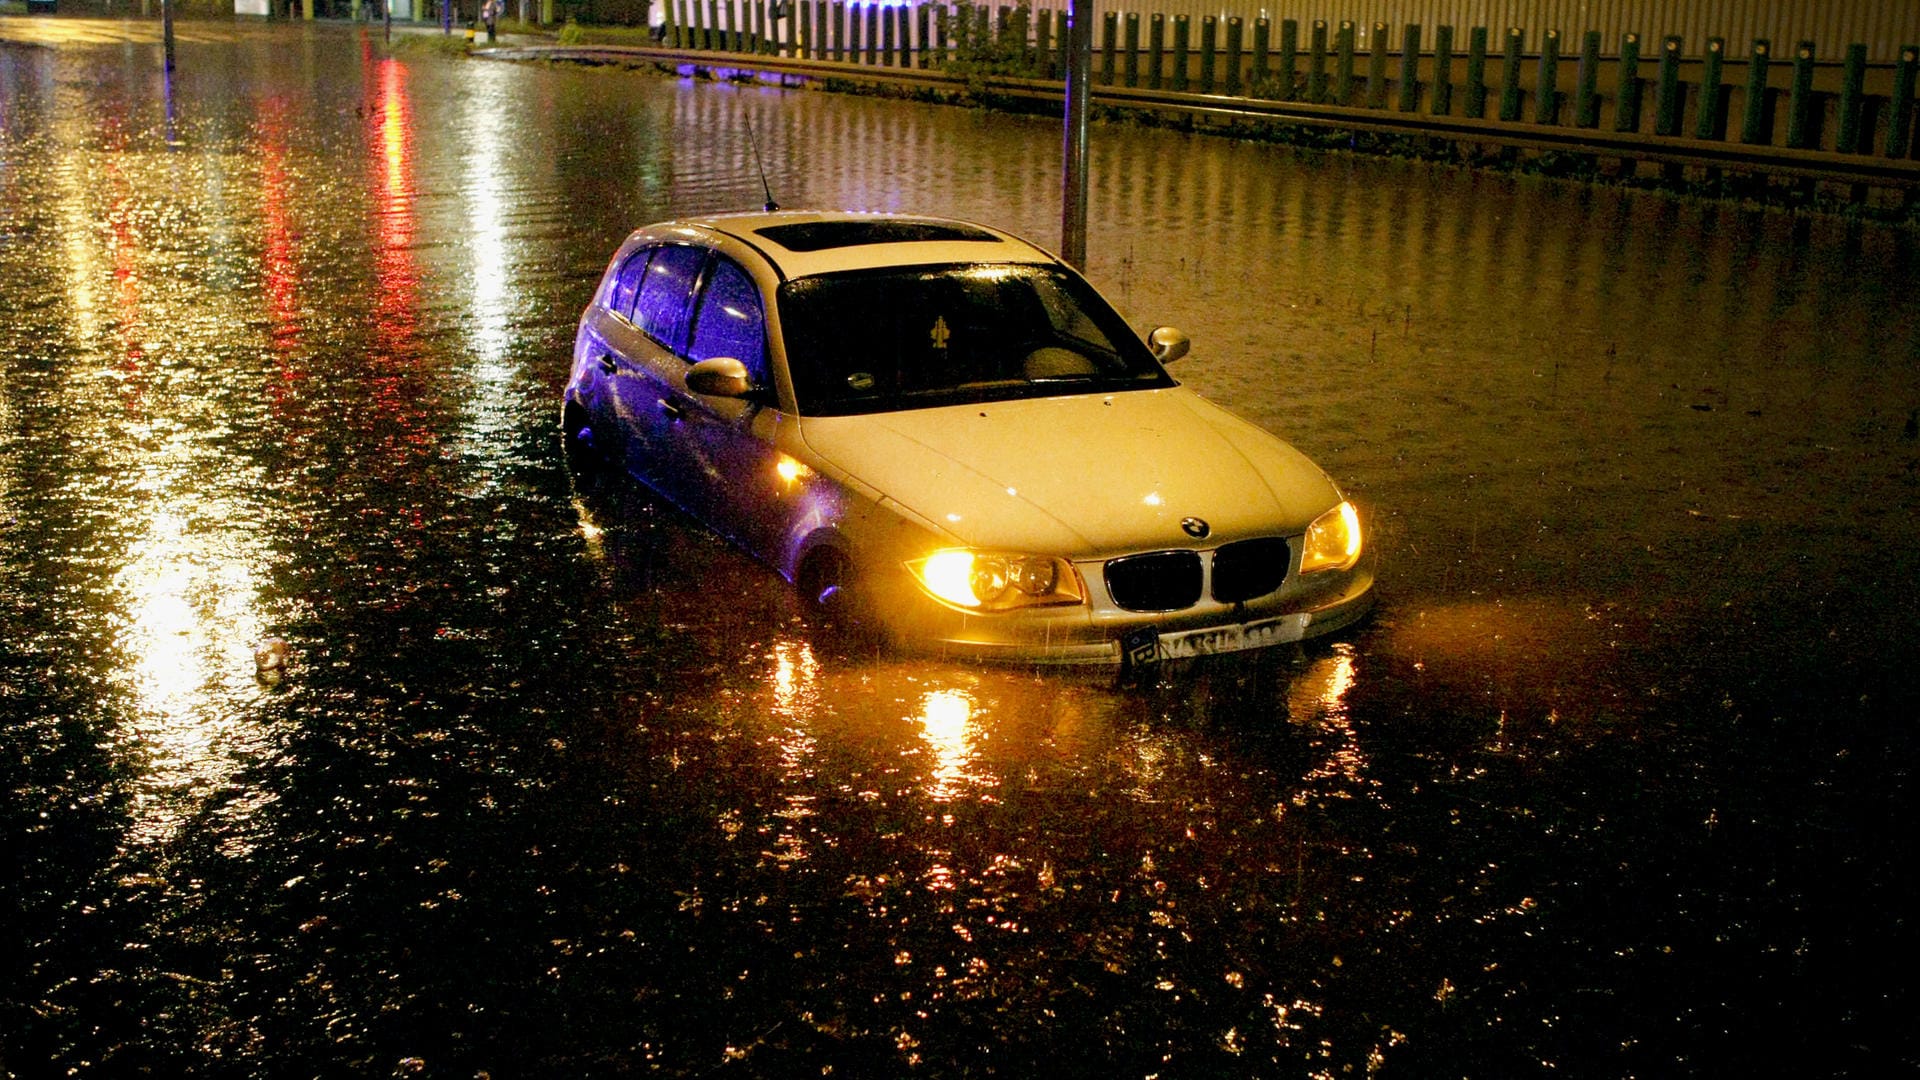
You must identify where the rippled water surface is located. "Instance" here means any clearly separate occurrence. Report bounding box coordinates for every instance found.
[2,18,1916,1076]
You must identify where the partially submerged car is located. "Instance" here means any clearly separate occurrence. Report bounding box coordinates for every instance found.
[562,211,1372,665]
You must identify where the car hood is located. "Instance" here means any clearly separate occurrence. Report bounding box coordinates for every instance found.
[795,387,1341,555]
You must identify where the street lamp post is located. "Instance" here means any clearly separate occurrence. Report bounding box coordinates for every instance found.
[1061,0,1091,268]
[162,0,176,73]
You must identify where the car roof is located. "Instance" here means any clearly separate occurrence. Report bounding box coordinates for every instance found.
[672,210,1064,280]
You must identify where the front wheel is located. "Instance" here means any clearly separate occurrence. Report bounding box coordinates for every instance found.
[797,548,853,622]
[799,546,884,648]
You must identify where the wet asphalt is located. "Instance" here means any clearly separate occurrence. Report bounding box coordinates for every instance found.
[1,16,1917,1077]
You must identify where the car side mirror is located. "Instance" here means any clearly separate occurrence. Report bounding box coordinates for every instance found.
[1149,326,1190,365]
[685,357,755,398]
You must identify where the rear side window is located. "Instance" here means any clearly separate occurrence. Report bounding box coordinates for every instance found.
[605,249,652,318]
[688,258,767,383]
[633,245,708,353]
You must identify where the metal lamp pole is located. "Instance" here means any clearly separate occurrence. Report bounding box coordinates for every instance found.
[162,0,177,73]
[1060,0,1091,268]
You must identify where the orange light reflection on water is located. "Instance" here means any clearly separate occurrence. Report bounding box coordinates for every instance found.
[916,688,978,803]
[375,59,414,255]
[356,54,435,467]
[1289,644,1372,797]
[368,57,418,358]
[770,639,822,720]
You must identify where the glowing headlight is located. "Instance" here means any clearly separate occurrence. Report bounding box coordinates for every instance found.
[1299,500,1363,573]
[911,550,1084,610]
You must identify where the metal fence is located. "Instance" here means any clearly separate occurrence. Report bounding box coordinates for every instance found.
[893,0,1920,63]
[633,0,1920,190]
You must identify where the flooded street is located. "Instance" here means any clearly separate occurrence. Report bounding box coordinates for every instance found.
[3,18,1917,1076]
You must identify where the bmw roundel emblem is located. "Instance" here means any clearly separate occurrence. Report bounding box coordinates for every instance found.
[1180,516,1211,539]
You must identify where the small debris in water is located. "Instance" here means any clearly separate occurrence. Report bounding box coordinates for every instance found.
[254,637,290,679]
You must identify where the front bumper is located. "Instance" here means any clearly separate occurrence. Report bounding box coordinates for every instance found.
[872,556,1376,666]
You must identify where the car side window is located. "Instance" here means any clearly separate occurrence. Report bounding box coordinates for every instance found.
[687,258,767,384]
[605,249,652,319]
[632,244,708,353]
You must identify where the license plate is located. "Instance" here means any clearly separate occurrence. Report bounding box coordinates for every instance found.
[1124,613,1311,665]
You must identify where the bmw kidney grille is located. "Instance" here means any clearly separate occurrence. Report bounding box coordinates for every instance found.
[1104,538,1293,613]
[1209,537,1292,604]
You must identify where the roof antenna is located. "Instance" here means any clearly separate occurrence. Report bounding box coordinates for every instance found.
[746,122,779,213]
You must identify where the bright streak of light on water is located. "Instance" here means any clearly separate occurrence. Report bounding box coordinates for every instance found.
[916,687,976,803]
[113,503,273,847]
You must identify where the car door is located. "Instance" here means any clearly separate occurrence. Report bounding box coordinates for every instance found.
[575,247,652,465]
[610,243,708,488]
[665,255,791,563]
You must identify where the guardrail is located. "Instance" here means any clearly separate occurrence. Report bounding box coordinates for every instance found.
[485,10,1920,200]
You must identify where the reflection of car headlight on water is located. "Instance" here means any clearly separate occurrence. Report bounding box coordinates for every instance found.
[1300,500,1363,574]
[911,550,1085,611]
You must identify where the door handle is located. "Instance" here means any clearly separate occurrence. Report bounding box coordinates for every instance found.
[596,353,616,375]
[658,398,684,421]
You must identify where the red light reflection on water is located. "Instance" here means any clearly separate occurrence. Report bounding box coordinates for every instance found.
[108,201,141,363]
[366,59,416,357]
[258,99,304,435]
[259,105,299,352]
[95,121,147,417]
[364,56,423,441]
[371,57,416,283]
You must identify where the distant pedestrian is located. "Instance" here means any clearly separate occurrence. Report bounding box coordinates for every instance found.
[480,0,500,42]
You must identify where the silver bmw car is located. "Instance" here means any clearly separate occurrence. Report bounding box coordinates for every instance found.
[561,211,1373,665]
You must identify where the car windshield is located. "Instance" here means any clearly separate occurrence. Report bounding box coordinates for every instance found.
[777,263,1175,416]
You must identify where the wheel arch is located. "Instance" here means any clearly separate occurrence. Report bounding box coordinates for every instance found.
[791,527,857,601]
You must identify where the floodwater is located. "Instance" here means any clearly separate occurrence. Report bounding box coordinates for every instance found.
[2,17,1916,1077]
